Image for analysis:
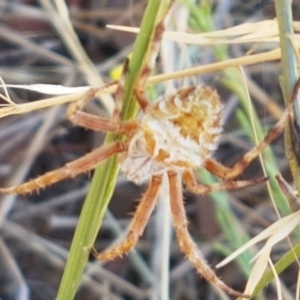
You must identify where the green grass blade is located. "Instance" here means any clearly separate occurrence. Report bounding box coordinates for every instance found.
[246,1,300,297]
[250,241,300,297]
[182,0,291,280]
[56,1,173,299]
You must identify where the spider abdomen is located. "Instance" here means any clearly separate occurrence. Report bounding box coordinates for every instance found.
[121,86,223,184]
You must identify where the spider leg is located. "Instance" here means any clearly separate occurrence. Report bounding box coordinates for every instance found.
[183,169,267,194]
[0,141,127,194]
[93,174,162,261]
[67,86,139,134]
[204,77,300,180]
[168,171,249,298]
[112,58,129,119]
[204,110,288,180]
[133,5,172,112]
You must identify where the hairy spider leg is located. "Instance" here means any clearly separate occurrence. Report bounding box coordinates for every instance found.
[133,4,173,112]
[93,174,162,261]
[168,170,250,298]
[0,63,143,195]
[112,58,130,119]
[68,99,138,134]
[0,142,127,194]
[183,169,268,194]
[67,64,139,134]
[204,77,300,180]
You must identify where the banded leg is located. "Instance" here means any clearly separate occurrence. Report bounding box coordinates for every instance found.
[168,171,249,298]
[183,169,267,195]
[0,141,127,194]
[94,174,162,261]
[204,77,300,180]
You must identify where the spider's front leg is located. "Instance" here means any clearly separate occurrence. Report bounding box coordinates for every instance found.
[0,73,140,195]
[168,171,250,298]
[93,174,162,261]
[0,142,127,194]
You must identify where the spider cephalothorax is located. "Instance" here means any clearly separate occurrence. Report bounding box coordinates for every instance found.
[121,85,223,184]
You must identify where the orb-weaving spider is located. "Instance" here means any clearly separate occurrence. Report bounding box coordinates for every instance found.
[0,3,298,298]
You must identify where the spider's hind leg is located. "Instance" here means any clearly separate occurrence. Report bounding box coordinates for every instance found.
[204,77,300,181]
[183,169,268,194]
[67,78,138,134]
[133,4,172,112]
[67,59,132,132]
[203,108,290,180]
[113,58,130,119]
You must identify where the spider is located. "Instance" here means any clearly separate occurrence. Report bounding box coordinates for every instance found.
[0,5,298,299]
